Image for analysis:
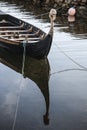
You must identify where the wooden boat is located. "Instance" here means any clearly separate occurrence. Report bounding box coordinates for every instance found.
[0,47,50,124]
[0,9,57,59]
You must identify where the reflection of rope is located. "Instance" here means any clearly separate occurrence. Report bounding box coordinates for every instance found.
[12,77,25,130]
[12,42,26,130]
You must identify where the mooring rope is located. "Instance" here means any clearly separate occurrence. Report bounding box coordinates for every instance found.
[50,43,87,76]
[54,42,87,71]
[28,7,61,19]
[50,68,87,76]
[50,42,87,76]
[22,41,27,76]
[28,12,49,19]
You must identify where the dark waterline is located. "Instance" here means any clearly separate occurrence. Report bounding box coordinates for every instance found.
[0,1,87,130]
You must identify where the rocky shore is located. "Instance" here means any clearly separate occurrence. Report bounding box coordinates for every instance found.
[32,0,87,18]
[33,0,87,7]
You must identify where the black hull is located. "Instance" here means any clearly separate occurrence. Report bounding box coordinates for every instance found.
[0,34,52,59]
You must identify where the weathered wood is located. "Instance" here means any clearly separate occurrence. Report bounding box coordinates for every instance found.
[3,37,42,41]
[0,36,40,44]
[0,23,24,29]
[0,26,33,33]
[0,30,40,37]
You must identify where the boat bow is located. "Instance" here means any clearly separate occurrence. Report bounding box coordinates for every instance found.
[48,9,57,37]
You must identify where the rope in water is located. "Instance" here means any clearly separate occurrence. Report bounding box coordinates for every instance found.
[50,42,87,76]
[54,41,87,70]
[22,41,27,76]
[50,68,87,76]
[50,43,87,76]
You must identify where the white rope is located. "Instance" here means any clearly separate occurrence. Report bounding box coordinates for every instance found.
[50,68,87,76]
[22,41,27,76]
[28,12,49,19]
[52,42,87,76]
[50,42,87,76]
[55,42,87,70]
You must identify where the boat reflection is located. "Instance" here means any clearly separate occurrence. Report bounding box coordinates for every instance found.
[0,47,50,125]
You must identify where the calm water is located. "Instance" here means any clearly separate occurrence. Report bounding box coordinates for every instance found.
[0,1,87,130]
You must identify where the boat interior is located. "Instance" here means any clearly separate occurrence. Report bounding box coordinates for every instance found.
[0,15,46,43]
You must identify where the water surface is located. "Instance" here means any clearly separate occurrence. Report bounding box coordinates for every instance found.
[0,1,87,130]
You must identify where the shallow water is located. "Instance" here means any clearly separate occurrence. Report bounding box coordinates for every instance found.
[0,1,87,130]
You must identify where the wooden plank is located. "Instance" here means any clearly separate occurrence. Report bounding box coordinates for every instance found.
[0,36,40,44]
[0,30,40,37]
[0,23,24,29]
[0,29,28,33]
[3,37,41,41]
[0,26,33,33]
